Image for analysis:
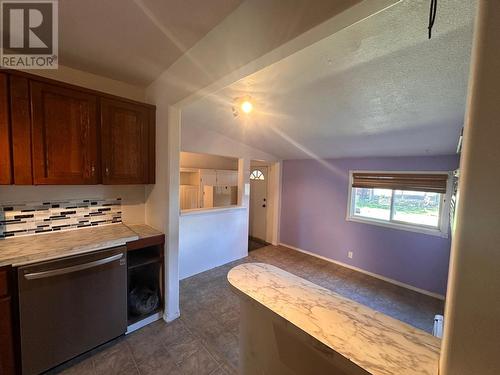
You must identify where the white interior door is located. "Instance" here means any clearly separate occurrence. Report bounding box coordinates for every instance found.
[250,166,268,241]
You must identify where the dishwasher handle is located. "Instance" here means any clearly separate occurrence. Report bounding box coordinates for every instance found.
[23,253,124,280]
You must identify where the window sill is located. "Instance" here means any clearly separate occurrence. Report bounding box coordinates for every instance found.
[180,205,246,217]
[346,216,448,238]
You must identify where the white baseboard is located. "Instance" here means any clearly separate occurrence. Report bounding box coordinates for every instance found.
[279,243,445,300]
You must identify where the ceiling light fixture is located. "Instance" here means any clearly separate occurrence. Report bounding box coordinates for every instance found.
[232,96,253,117]
[241,100,253,114]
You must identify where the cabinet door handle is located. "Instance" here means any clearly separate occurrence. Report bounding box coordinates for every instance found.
[105,167,110,176]
[91,164,95,176]
[24,253,124,280]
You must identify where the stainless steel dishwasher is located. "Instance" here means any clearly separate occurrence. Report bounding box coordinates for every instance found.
[18,246,127,375]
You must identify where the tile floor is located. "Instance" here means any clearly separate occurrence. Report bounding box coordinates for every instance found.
[48,245,444,375]
[247,238,267,251]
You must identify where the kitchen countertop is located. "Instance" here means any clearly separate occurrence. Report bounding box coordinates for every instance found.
[126,224,164,239]
[228,263,440,375]
[0,223,163,267]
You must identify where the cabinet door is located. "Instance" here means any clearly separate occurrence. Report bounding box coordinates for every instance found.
[216,170,238,186]
[101,98,151,184]
[180,185,199,210]
[10,76,33,184]
[0,73,11,184]
[0,267,15,375]
[200,170,217,186]
[229,171,238,186]
[0,297,15,375]
[31,81,99,184]
[215,170,226,186]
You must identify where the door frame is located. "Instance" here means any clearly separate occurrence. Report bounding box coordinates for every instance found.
[249,161,281,246]
[249,165,269,243]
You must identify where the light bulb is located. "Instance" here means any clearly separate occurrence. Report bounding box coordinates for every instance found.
[241,100,253,114]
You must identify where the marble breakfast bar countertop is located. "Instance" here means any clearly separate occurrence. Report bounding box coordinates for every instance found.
[228,263,441,375]
[0,223,163,267]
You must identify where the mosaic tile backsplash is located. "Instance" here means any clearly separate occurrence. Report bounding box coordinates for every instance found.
[0,198,122,239]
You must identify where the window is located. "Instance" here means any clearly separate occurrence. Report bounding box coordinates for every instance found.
[347,171,451,237]
[250,169,265,180]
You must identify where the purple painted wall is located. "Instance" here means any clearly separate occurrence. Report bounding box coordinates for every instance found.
[280,155,459,296]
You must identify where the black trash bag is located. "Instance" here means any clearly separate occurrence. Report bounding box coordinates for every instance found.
[128,286,159,316]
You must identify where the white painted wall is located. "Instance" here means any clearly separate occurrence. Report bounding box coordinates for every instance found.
[440,1,500,374]
[179,207,247,279]
[267,162,281,245]
[181,125,278,162]
[178,124,278,279]
[144,103,180,321]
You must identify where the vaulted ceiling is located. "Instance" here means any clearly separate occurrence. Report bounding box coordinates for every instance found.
[182,0,476,159]
[59,0,244,85]
[58,0,362,86]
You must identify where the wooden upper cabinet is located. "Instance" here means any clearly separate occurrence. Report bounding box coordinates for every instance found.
[10,76,33,184]
[101,98,153,184]
[0,73,12,184]
[2,71,155,185]
[31,81,99,184]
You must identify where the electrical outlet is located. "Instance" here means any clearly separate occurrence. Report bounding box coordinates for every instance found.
[348,251,353,259]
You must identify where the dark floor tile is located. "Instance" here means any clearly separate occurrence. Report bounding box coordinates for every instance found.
[151,319,190,347]
[248,239,267,251]
[182,309,218,336]
[174,347,219,375]
[208,332,239,369]
[180,295,205,315]
[126,325,164,365]
[92,340,138,375]
[47,355,95,375]
[198,319,227,342]
[218,308,240,333]
[218,361,238,375]
[166,335,204,365]
[209,366,228,375]
[210,296,236,317]
[135,346,177,375]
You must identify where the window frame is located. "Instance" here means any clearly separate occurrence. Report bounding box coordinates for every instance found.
[346,170,453,238]
[250,169,265,180]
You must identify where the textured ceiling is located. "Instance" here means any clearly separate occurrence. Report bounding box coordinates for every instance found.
[182,0,477,159]
[58,0,243,85]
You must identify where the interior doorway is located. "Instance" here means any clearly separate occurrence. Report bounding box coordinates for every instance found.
[249,161,270,251]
